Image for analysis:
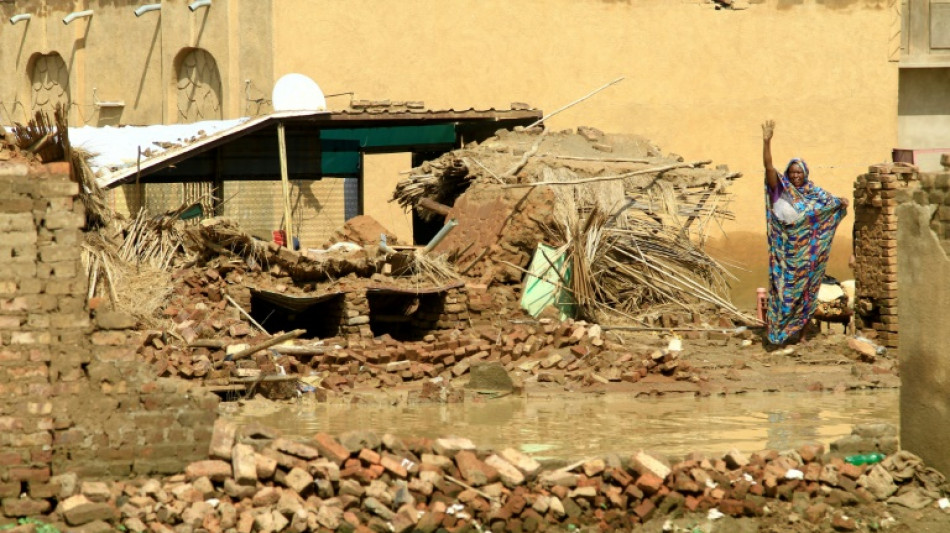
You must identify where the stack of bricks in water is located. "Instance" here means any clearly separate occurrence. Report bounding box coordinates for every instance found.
[852,162,918,349]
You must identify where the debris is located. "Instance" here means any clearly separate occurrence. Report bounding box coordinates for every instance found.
[465,362,514,392]
[394,125,745,327]
[215,329,306,367]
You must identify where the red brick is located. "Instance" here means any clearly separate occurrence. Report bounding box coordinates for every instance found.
[380,455,408,478]
[454,451,499,487]
[798,444,824,463]
[605,467,633,487]
[635,473,664,496]
[633,499,655,520]
[685,495,701,512]
[44,162,71,176]
[840,463,864,480]
[185,460,231,482]
[28,481,60,499]
[719,498,745,516]
[2,497,51,517]
[0,481,20,498]
[0,452,24,466]
[358,448,380,465]
[313,433,350,464]
[8,467,50,483]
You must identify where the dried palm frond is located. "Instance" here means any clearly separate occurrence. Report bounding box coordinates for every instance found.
[72,147,113,229]
[82,231,173,324]
[117,207,194,270]
[405,251,461,286]
[540,165,748,323]
[392,155,475,220]
[11,109,64,162]
[187,218,268,268]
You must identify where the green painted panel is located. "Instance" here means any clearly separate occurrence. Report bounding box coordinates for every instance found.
[322,151,360,175]
[321,124,456,148]
[321,139,360,176]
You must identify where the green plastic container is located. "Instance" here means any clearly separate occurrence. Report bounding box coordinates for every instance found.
[844,452,885,466]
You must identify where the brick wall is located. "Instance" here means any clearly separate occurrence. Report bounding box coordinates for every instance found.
[852,163,918,349]
[0,161,218,519]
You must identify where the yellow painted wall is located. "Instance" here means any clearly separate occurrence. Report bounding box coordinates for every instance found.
[363,153,415,243]
[0,0,272,126]
[1,0,899,306]
[273,0,898,305]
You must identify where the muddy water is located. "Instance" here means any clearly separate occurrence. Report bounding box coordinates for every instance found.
[223,390,897,462]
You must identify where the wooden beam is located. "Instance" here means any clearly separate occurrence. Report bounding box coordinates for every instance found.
[278,122,294,249]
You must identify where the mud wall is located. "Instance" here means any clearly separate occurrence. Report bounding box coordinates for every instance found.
[0,1,898,299]
[0,160,217,518]
[274,0,897,300]
[0,0,274,127]
[852,163,918,349]
[897,173,950,476]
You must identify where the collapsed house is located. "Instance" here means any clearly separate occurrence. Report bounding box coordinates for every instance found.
[8,108,753,399]
[394,126,746,324]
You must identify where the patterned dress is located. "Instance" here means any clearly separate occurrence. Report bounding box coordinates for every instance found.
[765,159,845,344]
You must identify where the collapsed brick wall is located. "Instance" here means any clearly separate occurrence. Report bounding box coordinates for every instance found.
[416,287,470,330]
[0,161,218,518]
[351,286,473,343]
[852,163,918,349]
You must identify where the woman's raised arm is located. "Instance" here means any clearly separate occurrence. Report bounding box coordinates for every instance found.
[762,120,778,190]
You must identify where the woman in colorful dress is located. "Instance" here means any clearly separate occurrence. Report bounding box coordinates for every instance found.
[762,120,849,345]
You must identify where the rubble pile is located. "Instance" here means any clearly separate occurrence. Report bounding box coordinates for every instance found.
[113,244,764,394]
[74,124,759,398]
[138,272,705,391]
[42,422,946,533]
[192,219,381,282]
[395,127,748,323]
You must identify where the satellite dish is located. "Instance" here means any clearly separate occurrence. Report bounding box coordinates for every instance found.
[272,73,327,112]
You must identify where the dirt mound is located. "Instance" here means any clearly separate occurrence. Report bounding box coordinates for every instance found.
[322,214,400,248]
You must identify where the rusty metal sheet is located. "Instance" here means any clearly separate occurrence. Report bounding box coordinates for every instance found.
[249,288,345,312]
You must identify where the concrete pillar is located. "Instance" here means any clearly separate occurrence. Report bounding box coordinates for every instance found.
[897,185,950,475]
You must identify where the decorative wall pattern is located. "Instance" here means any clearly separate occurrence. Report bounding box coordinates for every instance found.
[29,54,70,115]
[176,49,222,123]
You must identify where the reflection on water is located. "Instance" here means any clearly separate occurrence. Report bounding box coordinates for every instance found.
[222,390,897,462]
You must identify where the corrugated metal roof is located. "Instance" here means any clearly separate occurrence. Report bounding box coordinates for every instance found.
[92,110,330,190]
[92,106,541,190]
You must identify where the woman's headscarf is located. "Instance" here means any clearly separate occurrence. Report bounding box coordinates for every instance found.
[786,158,808,182]
[780,158,838,216]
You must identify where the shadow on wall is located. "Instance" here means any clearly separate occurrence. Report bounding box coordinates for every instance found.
[707,231,854,309]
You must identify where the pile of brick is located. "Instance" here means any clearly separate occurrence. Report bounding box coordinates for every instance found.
[37,422,945,533]
[852,162,918,349]
[123,234,753,393]
[139,297,703,393]
[193,218,381,282]
[307,319,698,389]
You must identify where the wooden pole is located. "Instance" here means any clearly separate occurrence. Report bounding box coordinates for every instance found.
[136,145,143,213]
[417,197,453,217]
[214,328,306,368]
[525,77,625,129]
[501,160,711,189]
[224,294,269,334]
[278,122,294,249]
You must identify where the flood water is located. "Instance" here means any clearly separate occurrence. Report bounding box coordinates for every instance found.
[222,389,898,462]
